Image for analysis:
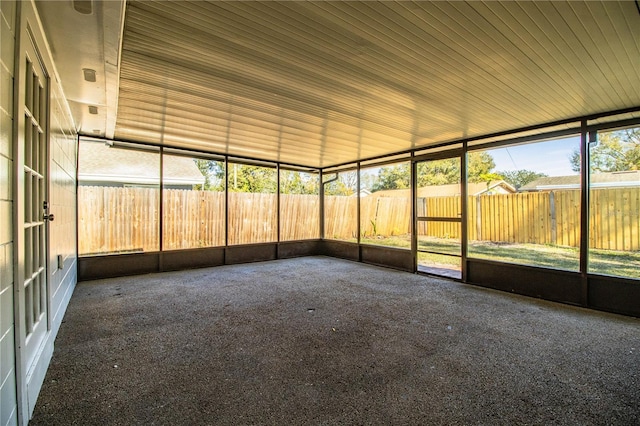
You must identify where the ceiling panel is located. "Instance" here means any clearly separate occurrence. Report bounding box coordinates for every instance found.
[39,0,639,169]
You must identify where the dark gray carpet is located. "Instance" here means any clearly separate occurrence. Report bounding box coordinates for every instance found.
[31,256,639,425]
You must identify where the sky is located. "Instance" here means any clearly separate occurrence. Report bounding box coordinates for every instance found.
[357,135,581,183]
[488,136,580,177]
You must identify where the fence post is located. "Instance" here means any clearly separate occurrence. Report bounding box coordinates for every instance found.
[476,196,482,241]
[550,191,557,245]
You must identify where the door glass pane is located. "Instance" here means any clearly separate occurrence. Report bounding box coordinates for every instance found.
[588,126,640,279]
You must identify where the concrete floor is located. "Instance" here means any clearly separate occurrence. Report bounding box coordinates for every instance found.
[31,256,639,425]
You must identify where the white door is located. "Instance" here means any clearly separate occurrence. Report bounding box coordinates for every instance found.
[20,34,50,381]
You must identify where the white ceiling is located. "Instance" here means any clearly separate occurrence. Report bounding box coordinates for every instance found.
[37,1,640,168]
[36,0,124,138]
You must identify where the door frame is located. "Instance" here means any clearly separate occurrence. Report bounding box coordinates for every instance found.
[13,1,54,423]
[412,148,468,281]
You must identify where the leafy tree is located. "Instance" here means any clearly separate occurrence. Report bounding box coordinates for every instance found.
[324,171,357,196]
[417,158,459,185]
[280,170,319,195]
[194,159,224,191]
[371,164,410,192]
[467,152,498,183]
[369,152,499,191]
[570,128,640,173]
[498,169,548,189]
[417,152,499,185]
[359,171,376,192]
[228,163,277,193]
[196,161,320,194]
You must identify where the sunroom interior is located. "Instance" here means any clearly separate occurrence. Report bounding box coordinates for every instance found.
[57,0,640,311]
[1,0,639,424]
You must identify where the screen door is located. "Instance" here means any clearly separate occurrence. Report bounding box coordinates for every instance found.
[414,154,463,279]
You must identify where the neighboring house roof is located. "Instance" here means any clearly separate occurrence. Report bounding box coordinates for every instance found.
[78,141,206,186]
[520,171,640,192]
[353,189,372,197]
[371,180,516,198]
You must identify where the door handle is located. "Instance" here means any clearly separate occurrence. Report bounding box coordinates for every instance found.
[44,213,54,222]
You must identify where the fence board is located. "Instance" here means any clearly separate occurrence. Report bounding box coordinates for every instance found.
[631,189,639,251]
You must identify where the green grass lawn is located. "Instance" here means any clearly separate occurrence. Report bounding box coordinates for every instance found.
[468,241,579,271]
[588,249,640,279]
[361,235,411,248]
[469,241,640,279]
[359,235,640,279]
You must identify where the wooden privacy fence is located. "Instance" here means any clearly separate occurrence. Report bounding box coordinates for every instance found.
[280,193,320,241]
[163,190,225,249]
[323,196,357,240]
[78,187,320,254]
[361,196,411,237]
[79,186,160,255]
[79,186,640,255]
[413,188,637,250]
[468,191,581,246]
[323,196,412,239]
[590,188,640,251]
